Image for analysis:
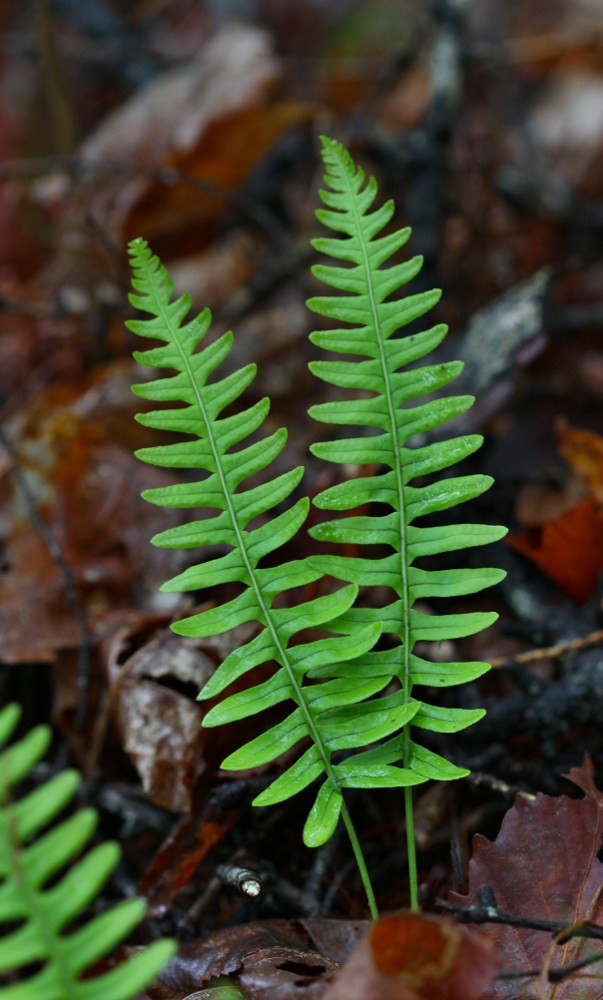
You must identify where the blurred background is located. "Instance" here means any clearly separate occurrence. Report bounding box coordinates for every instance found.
[2,0,603,930]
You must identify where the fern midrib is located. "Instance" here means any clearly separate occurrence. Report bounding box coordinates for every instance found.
[4,806,76,998]
[152,283,341,794]
[340,168,413,737]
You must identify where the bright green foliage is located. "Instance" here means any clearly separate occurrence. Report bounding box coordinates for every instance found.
[126,239,426,853]
[0,702,175,1000]
[307,137,507,787]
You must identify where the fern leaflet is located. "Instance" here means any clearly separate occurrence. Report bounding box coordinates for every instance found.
[126,240,426,903]
[306,138,507,907]
[0,702,174,1000]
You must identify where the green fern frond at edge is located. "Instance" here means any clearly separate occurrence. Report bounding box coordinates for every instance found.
[307,137,507,909]
[0,702,175,1000]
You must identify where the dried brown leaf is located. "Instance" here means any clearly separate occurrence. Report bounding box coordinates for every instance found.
[144,919,366,999]
[323,912,497,1000]
[0,374,187,664]
[140,803,243,918]
[450,757,603,999]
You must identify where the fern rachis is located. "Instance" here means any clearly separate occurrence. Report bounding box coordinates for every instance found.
[126,239,431,919]
[306,138,507,910]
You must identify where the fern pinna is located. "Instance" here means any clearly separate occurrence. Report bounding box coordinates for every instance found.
[0,703,174,1000]
[127,239,428,918]
[307,138,507,909]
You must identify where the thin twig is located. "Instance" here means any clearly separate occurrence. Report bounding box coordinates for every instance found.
[0,428,91,727]
[489,628,603,669]
[498,949,603,984]
[438,896,603,941]
[440,896,603,984]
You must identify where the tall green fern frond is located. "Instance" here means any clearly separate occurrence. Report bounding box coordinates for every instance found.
[126,240,426,912]
[306,138,507,907]
[0,702,174,1000]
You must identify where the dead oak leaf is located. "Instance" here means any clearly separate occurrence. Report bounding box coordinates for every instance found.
[450,757,603,999]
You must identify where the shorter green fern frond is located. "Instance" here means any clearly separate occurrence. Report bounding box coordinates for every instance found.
[126,240,424,915]
[0,703,175,1000]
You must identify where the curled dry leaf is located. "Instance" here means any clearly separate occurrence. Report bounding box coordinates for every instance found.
[450,757,603,999]
[80,24,281,168]
[143,919,367,999]
[107,619,259,814]
[323,912,497,1000]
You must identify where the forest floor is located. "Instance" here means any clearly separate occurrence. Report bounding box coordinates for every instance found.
[3,1,603,997]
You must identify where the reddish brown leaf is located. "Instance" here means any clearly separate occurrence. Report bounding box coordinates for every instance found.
[507,496,603,602]
[450,758,603,999]
[323,913,497,1000]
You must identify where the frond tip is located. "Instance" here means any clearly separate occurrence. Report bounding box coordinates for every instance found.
[0,702,175,1000]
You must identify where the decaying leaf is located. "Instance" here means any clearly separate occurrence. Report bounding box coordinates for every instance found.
[144,919,367,999]
[140,802,243,918]
[37,22,313,302]
[450,757,603,999]
[0,372,187,664]
[106,618,258,814]
[323,912,497,1000]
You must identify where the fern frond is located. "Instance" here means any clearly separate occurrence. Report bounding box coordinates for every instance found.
[0,703,174,1000]
[307,138,507,789]
[127,240,425,859]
